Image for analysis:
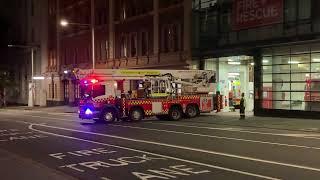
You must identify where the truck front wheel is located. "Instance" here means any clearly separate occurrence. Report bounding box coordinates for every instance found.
[100,109,116,123]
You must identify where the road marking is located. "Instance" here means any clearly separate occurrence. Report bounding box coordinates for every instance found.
[109,124,320,150]
[28,124,279,180]
[5,111,320,140]
[146,122,320,139]
[30,123,320,173]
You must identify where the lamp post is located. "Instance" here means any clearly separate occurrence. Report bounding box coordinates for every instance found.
[60,0,95,70]
[8,44,40,107]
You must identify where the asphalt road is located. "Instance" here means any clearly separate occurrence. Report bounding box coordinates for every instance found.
[0,110,320,180]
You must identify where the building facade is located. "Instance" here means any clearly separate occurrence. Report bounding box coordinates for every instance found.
[46,0,193,106]
[193,0,320,118]
[7,0,48,106]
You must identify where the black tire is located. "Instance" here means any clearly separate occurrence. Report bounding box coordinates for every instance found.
[129,108,144,122]
[100,109,116,123]
[185,105,198,118]
[156,115,169,120]
[168,107,182,121]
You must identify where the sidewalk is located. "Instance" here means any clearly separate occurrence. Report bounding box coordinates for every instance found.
[4,105,78,113]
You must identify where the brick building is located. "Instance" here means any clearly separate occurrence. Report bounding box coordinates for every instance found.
[46,0,193,106]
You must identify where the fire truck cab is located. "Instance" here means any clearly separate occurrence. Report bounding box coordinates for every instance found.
[77,69,217,122]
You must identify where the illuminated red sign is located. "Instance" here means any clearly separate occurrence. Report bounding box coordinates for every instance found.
[232,0,283,30]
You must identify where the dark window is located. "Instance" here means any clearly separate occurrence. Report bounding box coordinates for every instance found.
[131,33,137,57]
[31,0,34,16]
[298,0,311,20]
[141,31,149,56]
[285,0,297,22]
[120,35,128,57]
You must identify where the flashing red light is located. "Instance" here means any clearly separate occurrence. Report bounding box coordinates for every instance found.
[91,79,98,84]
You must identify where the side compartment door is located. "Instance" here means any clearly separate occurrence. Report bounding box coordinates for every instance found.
[200,96,213,112]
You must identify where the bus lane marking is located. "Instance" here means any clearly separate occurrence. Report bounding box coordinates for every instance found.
[29,123,279,180]
[0,128,48,142]
[28,123,320,174]
[49,147,211,180]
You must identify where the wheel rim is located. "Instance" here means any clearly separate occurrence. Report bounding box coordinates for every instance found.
[187,107,197,117]
[172,110,180,120]
[132,111,141,121]
[105,112,113,122]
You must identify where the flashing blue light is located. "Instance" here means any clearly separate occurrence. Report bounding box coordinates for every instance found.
[85,108,93,115]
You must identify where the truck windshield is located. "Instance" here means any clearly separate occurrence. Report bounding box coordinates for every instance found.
[80,85,106,98]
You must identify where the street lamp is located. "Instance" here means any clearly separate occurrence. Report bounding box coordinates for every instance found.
[7,44,40,107]
[60,0,95,70]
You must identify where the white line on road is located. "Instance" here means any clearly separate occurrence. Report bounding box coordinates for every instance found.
[109,124,320,150]
[28,124,279,180]
[4,111,320,140]
[3,112,320,148]
[30,123,320,173]
[146,122,320,139]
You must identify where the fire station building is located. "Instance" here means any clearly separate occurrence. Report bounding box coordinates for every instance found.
[45,0,320,118]
[193,0,320,118]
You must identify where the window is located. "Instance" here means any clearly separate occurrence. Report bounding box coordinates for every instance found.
[48,84,52,99]
[161,24,180,53]
[54,83,57,99]
[31,28,35,42]
[105,40,109,59]
[120,35,128,58]
[99,40,107,61]
[141,31,149,56]
[31,0,34,16]
[130,33,137,57]
[298,0,311,20]
[261,46,320,111]
[285,0,297,22]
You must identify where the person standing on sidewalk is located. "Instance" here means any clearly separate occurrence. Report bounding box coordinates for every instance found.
[239,93,246,119]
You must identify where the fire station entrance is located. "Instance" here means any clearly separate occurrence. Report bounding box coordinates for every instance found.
[203,55,254,112]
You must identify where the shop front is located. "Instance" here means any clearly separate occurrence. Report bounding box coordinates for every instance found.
[203,56,254,112]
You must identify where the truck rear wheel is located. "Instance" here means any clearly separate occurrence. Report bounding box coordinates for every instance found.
[169,107,182,121]
[185,105,198,118]
[129,108,144,122]
[100,109,116,123]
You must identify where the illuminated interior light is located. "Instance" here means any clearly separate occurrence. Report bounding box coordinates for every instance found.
[228,62,241,65]
[228,73,240,76]
[288,61,299,64]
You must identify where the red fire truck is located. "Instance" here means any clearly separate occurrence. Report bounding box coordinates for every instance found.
[305,78,320,111]
[76,69,218,122]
